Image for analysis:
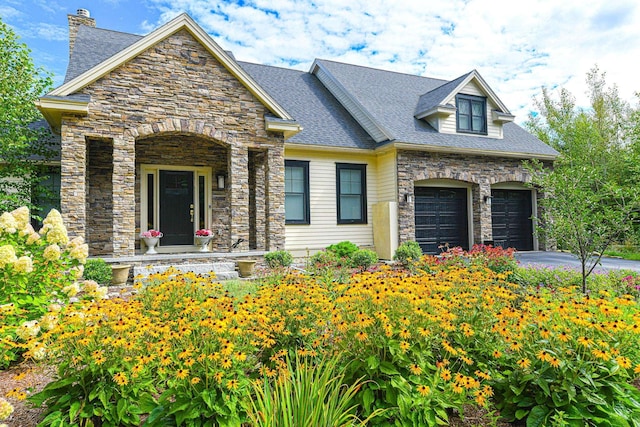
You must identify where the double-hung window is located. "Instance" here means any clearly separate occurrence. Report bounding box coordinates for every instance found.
[456,94,487,134]
[285,160,310,224]
[336,163,367,224]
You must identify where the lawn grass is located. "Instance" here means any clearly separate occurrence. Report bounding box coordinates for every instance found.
[221,278,258,299]
[604,247,640,261]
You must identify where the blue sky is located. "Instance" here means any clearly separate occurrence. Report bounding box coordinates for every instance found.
[2,0,638,123]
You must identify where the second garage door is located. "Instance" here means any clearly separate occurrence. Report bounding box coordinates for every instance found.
[415,187,469,254]
[491,189,533,250]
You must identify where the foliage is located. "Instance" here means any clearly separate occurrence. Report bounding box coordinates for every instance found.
[28,251,640,426]
[393,240,423,266]
[349,249,379,271]
[0,18,55,214]
[525,67,640,293]
[327,241,359,259]
[83,258,112,285]
[0,207,89,368]
[247,353,383,427]
[264,250,293,268]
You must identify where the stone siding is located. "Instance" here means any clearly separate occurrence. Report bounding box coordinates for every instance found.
[397,150,537,247]
[59,29,285,257]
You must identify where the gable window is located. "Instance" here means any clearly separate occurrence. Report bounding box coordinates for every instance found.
[285,160,310,224]
[336,163,367,224]
[456,94,487,134]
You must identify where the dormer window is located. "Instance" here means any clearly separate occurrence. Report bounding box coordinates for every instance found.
[456,94,487,135]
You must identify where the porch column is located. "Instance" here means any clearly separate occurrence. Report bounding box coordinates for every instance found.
[59,124,86,240]
[479,181,493,245]
[229,144,250,252]
[250,151,267,250]
[112,135,136,256]
[265,145,285,251]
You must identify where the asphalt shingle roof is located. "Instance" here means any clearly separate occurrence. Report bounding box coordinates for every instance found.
[63,25,557,158]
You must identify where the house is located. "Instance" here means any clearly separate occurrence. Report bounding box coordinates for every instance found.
[36,9,557,262]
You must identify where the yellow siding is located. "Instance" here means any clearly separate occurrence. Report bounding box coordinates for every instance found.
[439,81,502,138]
[284,148,379,254]
[376,150,397,202]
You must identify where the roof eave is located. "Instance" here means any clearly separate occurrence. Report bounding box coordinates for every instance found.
[415,105,456,121]
[265,118,303,139]
[389,142,557,161]
[35,97,90,132]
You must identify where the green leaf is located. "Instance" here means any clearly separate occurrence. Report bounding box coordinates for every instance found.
[379,361,399,376]
[366,355,380,370]
[69,401,81,423]
[515,409,529,420]
[526,405,549,427]
[362,387,374,413]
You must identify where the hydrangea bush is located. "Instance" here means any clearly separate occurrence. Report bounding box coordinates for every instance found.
[0,207,89,368]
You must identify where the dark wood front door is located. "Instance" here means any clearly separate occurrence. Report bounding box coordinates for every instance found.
[159,170,194,246]
[415,187,469,254]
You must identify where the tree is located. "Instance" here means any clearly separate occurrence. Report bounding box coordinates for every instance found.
[526,67,640,292]
[0,17,54,215]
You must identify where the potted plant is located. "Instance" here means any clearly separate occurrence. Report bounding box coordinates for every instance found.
[195,228,213,252]
[140,229,162,254]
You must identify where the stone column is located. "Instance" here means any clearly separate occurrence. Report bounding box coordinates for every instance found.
[479,181,493,244]
[396,152,415,243]
[265,145,285,251]
[112,135,136,256]
[229,143,250,252]
[251,151,267,250]
[60,123,86,241]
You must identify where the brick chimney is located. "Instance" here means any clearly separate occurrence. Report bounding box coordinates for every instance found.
[68,8,95,58]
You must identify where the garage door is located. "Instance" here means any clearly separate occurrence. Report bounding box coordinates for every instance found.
[491,189,533,250]
[415,187,469,254]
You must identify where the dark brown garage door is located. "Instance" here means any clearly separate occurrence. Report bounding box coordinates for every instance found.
[415,187,469,254]
[491,189,533,250]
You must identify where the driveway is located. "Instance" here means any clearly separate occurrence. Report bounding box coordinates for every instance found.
[514,251,640,273]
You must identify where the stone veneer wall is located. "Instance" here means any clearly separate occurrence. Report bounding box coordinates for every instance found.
[87,138,114,256]
[59,29,285,257]
[397,150,536,247]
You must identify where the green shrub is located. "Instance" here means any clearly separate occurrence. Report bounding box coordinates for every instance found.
[0,207,88,368]
[327,241,359,259]
[83,258,112,285]
[264,250,293,268]
[349,249,379,271]
[308,249,340,267]
[393,241,422,265]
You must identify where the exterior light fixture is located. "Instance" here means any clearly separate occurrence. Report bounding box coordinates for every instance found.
[484,195,492,204]
[217,173,225,190]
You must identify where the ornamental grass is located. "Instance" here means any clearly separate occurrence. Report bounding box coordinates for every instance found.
[25,254,640,426]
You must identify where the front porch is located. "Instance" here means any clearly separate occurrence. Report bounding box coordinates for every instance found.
[101,249,267,283]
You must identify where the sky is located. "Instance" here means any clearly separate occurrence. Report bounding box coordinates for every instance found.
[2,0,639,124]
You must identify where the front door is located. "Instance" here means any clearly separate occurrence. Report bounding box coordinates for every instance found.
[159,170,194,246]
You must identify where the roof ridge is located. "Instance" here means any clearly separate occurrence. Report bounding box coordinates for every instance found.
[315,58,449,83]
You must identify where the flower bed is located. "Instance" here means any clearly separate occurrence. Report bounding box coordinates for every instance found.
[23,252,640,426]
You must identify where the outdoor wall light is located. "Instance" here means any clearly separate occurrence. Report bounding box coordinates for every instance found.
[404,193,414,203]
[484,195,493,204]
[216,173,225,190]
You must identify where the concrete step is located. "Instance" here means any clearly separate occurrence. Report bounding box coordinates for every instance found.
[133,262,239,282]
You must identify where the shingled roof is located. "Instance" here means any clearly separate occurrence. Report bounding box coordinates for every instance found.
[61,21,557,158]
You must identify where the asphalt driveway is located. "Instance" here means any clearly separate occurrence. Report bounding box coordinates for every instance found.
[514,251,640,273]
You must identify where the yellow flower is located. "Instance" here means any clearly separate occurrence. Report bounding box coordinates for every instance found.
[43,244,62,261]
[113,372,128,386]
[221,358,232,369]
[409,364,422,376]
[191,377,201,385]
[355,331,368,341]
[226,379,239,390]
[416,385,430,396]
[0,397,14,420]
[440,369,452,381]
[616,356,632,369]
[399,341,410,352]
[0,212,18,234]
[0,245,18,268]
[176,369,189,379]
[517,358,531,369]
[13,256,33,274]
[548,357,561,368]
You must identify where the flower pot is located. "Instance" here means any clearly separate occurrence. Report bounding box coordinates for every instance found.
[237,260,257,278]
[111,265,131,286]
[142,237,160,254]
[194,235,212,252]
